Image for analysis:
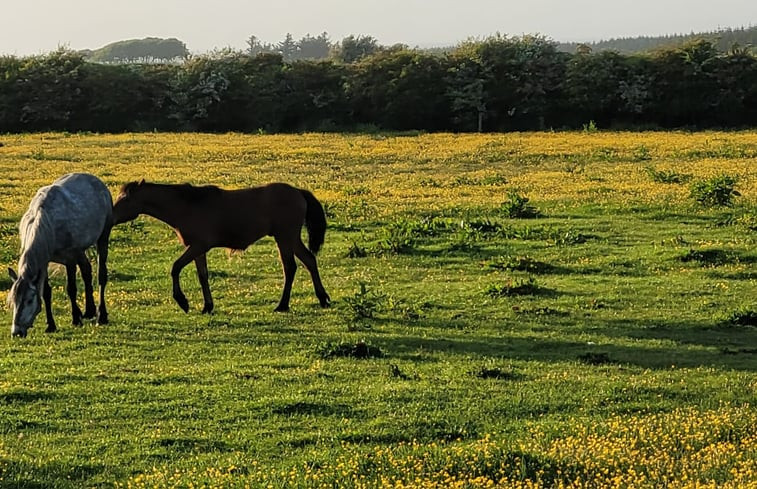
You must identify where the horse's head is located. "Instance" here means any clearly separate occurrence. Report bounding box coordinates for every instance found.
[7,268,42,338]
[113,179,146,225]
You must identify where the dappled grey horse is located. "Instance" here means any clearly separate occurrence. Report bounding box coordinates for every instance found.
[7,173,113,337]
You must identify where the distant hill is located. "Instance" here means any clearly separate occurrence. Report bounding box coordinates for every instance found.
[558,26,757,54]
[84,37,188,63]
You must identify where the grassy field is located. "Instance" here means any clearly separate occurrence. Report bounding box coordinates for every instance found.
[0,131,755,488]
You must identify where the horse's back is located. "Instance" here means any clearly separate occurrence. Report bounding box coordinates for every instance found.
[23,173,113,252]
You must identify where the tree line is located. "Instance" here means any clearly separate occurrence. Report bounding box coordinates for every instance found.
[558,26,757,55]
[0,35,755,133]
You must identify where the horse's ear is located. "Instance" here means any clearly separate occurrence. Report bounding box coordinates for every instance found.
[7,267,17,281]
[138,179,145,186]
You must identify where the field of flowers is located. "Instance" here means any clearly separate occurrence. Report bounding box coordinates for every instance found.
[0,131,755,488]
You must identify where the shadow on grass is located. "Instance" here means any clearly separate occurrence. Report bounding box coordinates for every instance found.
[380,322,757,372]
[0,389,56,404]
[0,460,105,489]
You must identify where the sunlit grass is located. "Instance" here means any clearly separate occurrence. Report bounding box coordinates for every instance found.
[0,131,755,488]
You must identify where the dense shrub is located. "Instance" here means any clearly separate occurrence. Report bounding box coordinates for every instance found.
[1,38,756,133]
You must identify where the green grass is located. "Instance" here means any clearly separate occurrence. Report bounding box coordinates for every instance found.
[0,132,755,488]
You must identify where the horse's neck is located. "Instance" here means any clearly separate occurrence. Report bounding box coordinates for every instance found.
[140,186,186,228]
[17,218,54,281]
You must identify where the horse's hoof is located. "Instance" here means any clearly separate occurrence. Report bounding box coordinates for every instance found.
[45,326,57,333]
[174,294,190,313]
[201,305,214,314]
[83,306,97,319]
[274,305,290,313]
[72,318,83,327]
[97,315,109,325]
[319,293,331,308]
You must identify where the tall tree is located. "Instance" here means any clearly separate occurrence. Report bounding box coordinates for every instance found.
[246,35,276,57]
[333,35,381,64]
[297,32,332,60]
[278,33,298,62]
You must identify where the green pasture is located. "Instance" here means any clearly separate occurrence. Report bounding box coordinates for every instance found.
[0,132,754,488]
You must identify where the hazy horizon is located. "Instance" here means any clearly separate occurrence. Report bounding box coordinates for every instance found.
[2,0,755,55]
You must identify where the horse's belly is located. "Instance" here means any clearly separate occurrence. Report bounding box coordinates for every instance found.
[51,248,83,264]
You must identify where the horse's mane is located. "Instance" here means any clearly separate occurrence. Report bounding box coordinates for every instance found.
[11,205,55,302]
[173,183,224,203]
[122,180,223,204]
[119,181,141,196]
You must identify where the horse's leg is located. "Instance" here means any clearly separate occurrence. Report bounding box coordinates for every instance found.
[77,251,96,319]
[293,238,330,308]
[43,277,57,333]
[194,253,214,314]
[171,245,206,313]
[274,236,297,312]
[65,262,84,326]
[96,225,111,325]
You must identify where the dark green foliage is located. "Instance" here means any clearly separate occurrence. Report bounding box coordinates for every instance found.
[513,306,569,317]
[501,191,541,219]
[645,166,690,184]
[689,175,741,207]
[577,352,613,365]
[485,255,556,274]
[2,36,756,132]
[377,222,417,255]
[472,366,522,380]
[317,341,385,359]
[722,308,757,327]
[346,241,369,258]
[386,296,428,321]
[679,248,735,266]
[344,283,385,320]
[389,364,411,380]
[485,277,545,297]
[549,228,589,246]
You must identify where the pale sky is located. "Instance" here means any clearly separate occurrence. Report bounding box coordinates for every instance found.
[2,0,755,55]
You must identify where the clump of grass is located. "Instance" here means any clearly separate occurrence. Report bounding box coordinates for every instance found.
[377,222,416,254]
[480,174,508,186]
[500,190,541,219]
[485,277,543,297]
[690,174,741,207]
[345,241,369,258]
[645,166,689,184]
[418,177,441,188]
[386,296,427,321]
[717,210,757,231]
[633,145,652,161]
[344,283,385,320]
[461,218,502,235]
[389,364,412,380]
[577,352,613,365]
[448,227,481,252]
[317,341,385,359]
[679,248,734,266]
[485,255,555,274]
[342,185,370,196]
[721,307,757,327]
[512,306,568,317]
[549,228,589,246]
[472,365,522,380]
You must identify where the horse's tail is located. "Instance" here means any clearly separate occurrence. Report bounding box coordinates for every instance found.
[301,189,326,255]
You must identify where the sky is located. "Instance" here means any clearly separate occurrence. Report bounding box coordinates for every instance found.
[1,0,756,55]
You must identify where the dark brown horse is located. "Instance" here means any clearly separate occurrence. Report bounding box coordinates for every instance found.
[112,180,330,313]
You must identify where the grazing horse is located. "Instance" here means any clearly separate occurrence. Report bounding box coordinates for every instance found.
[112,180,330,313]
[7,173,113,337]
